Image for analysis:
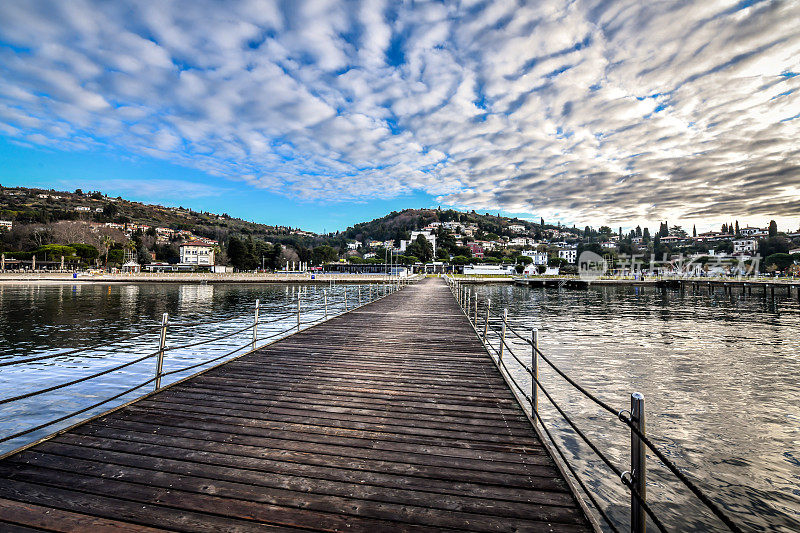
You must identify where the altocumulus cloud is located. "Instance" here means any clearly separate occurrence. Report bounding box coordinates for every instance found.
[0,0,798,225]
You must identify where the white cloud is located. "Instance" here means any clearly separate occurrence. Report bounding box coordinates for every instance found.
[0,0,798,228]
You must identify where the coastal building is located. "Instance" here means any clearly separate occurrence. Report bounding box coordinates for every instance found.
[179,241,216,266]
[558,248,577,264]
[467,243,484,258]
[520,250,548,265]
[659,235,690,245]
[463,264,515,275]
[733,239,757,255]
[399,231,437,253]
[0,220,12,231]
[507,224,526,234]
[740,227,764,236]
[74,206,91,212]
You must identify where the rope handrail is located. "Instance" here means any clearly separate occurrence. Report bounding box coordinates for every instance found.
[0,374,158,445]
[162,323,255,353]
[159,343,251,378]
[490,317,669,533]
[618,412,744,533]
[467,289,744,532]
[531,402,621,533]
[0,328,157,368]
[0,350,159,406]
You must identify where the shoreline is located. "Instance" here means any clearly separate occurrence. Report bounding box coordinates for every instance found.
[0,272,796,287]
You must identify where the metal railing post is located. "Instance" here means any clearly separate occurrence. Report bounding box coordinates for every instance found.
[631,392,646,533]
[252,299,260,350]
[155,312,168,391]
[499,309,507,362]
[324,290,328,318]
[297,292,301,331]
[359,286,362,306]
[483,298,490,340]
[344,287,348,310]
[473,295,478,325]
[531,329,538,423]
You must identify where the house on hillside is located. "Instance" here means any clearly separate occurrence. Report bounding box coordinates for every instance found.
[179,241,216,267]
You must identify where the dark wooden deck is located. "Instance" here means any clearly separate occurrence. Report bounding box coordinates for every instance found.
[0,278,591,532]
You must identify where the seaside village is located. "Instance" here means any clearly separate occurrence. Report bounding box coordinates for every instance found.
[1,209,798,278]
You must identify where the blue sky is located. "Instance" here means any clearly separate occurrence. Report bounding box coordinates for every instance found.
[0,0,798,233]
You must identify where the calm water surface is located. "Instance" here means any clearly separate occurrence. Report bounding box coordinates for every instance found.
[473,283,800,532]
[0,281,382,455]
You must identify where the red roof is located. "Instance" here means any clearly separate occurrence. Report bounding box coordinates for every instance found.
[181,240,216,247]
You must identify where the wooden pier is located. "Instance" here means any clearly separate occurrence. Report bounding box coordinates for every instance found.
[0,278,591,532]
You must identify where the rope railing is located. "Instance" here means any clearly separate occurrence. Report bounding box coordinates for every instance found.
[445,276,743,533]
[0,279,415,455]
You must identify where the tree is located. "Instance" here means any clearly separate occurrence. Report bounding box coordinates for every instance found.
[692,225,697,238]
[103,203,118,218]
[312,245,339,265]
[670,225,687,238]
[764,253,793,272]
[227,236,249,270]
[643,228,651,243]
[69,243,99,261]
[721,223,728,234]
[406,235,433,263]
[100,235,113,265]
[768,220,778,237]
[759,236,790,257]
[734,220,740,236]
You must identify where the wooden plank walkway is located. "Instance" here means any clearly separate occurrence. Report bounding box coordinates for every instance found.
[0,278,591,532]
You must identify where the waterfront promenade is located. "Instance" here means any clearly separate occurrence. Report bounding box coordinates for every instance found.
[0,278,590,531]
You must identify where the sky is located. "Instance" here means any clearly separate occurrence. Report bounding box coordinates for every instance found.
[0,0,798,234]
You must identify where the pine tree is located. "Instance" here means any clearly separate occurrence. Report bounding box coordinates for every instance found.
[693,225,697,237]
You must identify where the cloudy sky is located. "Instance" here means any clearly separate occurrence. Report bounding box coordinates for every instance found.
[0,0,798,233]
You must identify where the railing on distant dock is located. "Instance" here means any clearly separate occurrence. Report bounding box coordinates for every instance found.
[446,276,744,533]
[0,277,418,458]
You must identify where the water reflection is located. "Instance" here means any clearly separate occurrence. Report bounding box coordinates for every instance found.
[475,284,800,532]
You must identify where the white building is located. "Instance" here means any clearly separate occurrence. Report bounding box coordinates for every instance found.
[558,248,577,264]
[509,236,534,247]
[74,206,91,212]
[179,241,216,266]
[399,231,437,253]
[0,220,12,230]
[346,242,359,251]
[740,227,764,236]
[463,264,515,275]
[520,250,548,265]
[733,239,757,254]
[507,224,526,233]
